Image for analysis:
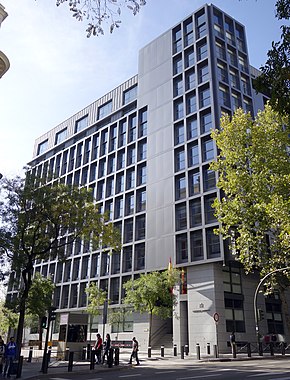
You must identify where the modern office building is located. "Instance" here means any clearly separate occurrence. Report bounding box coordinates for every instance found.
[7,3,287,354]
[0,4,10,78]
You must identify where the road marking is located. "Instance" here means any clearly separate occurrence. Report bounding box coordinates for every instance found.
[177,375,221,380]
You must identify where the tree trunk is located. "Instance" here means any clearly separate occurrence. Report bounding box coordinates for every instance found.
[38,317,43,350]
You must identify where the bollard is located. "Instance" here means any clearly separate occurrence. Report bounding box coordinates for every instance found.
[87,343,91,361]
[247,342,251,357]
[82,346,86,360]
[173,344,177,356]
[161,345,164,357]
[231,343,237,358]
[185,344,189,356]
[281,342,286,356]
[68,351,74,372]
[258,342,263,356]
[148,346,151,358]
[16,355,24,379]
[27,347,33,363]
[181,345,184,359]
[114,347,120,366]
[196,343,201,360]
[213,344,219,358]
[65,347,70,361]
[108,348,114,368]
[207,343,210,355]
[90,350,95,370]
[270,342,274,356]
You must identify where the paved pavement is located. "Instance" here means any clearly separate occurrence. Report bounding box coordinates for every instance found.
[13,348,290,380]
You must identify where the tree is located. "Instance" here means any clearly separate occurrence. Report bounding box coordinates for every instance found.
[55,0,147,37]
[253,0,290,115]
[25,273,55,350]
[123,269,180,347]
[211,105,290,329]
[0,174,121,356]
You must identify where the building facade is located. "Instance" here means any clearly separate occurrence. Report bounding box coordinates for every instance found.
[0,4,10,78]
[7,4,288,354]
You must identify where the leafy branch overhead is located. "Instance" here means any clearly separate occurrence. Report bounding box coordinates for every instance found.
[55,0,147,37]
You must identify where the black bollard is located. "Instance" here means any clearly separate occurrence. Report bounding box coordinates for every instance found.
[213,344,219,358]
[196,343,201,360]
[148,346,151,358]
[68,351,74,372]
[90,350,95,370]
[185,344,189,355]
[247,342,251,357]
[270,342,274,356]
[108,348,114,368]
[207,343,210,355]
[114,347,120,366]
[16,355,24,379]
[173,344,177,356]
[161,345,164,357]
[181,345,184,359]
[27,347,33,363]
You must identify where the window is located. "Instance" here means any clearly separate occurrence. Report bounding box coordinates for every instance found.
[123,85,137,105]
[190,230,203,260]
[123,246,132,272]
[174,122,185,145]
[176,233,188,264]
[185,69,195,91]
[185,47,195,68]
[173,55,183,75]
[184,18,193,47]
[175,148,185,171]
[199,86,211,108]
[136,189,146,212]
[128,114,137,143]
[125,193,135,215]
[198,63,209,84]
[204,194,217,223]
[187,117,198,139]
[137,164,146,186]
[37,140,48,155]
[188,170,200,196]
[175,203,187,231]
[186,92,196,114]
[173,26,182,54]
[189,199,202,227]
[98,101,112,119]
[135,215,146,240]
[174,99,184,120]
[202,138,215,162]
[188,142,199,167]
[75,115,88,133]
[55,128,67,145]
[135,243,145,270]
[139,108,147,137]
[174,76,183,97]
[124,219,133,243]
[203,166,216,191]
[206,228,221,258]
[175,175,186,200]
[200,111,212,134]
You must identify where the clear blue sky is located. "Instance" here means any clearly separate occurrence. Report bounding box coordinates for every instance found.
[0,0,283,176]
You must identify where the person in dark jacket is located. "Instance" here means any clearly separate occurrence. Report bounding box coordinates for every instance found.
[4,337,17,378]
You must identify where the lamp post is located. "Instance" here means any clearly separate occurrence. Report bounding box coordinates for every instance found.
[254,267,290,348]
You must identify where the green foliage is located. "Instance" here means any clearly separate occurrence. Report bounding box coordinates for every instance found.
[86,282,107,317]
[253,0,290,115]
[26,273,55,318]
[123,269,180,319]
[211,105,290,279]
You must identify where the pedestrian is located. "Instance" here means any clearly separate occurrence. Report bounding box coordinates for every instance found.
[0,336,5,375]
[129,337,140,365]
[102,333,111,364]
[3,337,17,378]
[94,333,103,364]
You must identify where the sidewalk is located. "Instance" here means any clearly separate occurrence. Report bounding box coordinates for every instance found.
[18,348,290,380]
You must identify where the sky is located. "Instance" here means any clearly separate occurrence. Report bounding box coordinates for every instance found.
[0,0,283,177]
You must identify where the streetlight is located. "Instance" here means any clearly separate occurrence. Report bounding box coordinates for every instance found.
[254,267,290,349]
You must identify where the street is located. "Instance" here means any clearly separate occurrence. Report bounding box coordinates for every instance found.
[27,358,290,380]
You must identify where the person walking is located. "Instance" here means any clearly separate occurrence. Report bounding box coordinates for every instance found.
[3,337,17,378]
[102,334,111,364]
[0,336,5,375]
[94,333,103,364]
[129,337,140,365]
